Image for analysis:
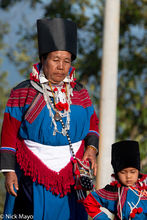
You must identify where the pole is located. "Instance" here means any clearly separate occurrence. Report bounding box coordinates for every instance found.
[96,1,120,218]
[96,0,120,188]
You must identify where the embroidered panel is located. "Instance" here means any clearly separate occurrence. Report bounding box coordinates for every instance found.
[24,93,46,124]
[7,88,38,108]
[71,89,92,108]
[96,188,118,201]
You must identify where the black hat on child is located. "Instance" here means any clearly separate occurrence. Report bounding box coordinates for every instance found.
[37,18,77,61]
[111,140,140,174]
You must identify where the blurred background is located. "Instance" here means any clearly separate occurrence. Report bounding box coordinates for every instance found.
[0,0,147,214]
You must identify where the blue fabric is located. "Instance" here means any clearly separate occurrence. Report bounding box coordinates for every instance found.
[3,181,88,220]
[122,189,147,220]
[94,212,111,220]
[5,106,28,122]
[3,64,96,219]
[3,193,16,218]
[91,191,117,214]
[3,90,94,219]
[91,187,147,220]
[6,102,94,145]
[3,167,20,218]
[3,167,30,219]
[33,182,88,220]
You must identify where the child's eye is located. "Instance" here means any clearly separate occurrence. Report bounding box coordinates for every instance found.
[131,171,136,174]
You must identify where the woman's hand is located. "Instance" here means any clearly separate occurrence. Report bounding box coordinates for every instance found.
[4,172,19,197]
[82,147,97,176]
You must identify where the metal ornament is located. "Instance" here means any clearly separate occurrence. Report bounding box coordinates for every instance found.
[54,112,61,121]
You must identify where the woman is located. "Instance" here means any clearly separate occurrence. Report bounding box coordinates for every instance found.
[0,18,99,220]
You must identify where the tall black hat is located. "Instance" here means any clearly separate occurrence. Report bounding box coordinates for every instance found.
[111,140,140,174]
[37,18,77,61]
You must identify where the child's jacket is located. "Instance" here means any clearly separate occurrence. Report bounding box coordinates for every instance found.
[83,174,147,220]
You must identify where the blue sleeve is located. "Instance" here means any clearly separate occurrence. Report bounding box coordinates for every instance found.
[83,186,118,219]
[94,212,111,220]
[91,188,118,214]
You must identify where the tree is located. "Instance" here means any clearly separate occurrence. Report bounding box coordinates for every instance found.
[0,0,147,173]
[0,20,10,214]
[0,21,10,125]
[117,0,147,171]
[0,0,146,214]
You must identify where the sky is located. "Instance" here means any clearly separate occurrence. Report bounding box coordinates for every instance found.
[0,0,100,88]
[0,1,44,87]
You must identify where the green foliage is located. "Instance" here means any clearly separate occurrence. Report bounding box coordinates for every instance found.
[0,20,10,124]
[0,0,146,212]
[0,21,9,50]
[0,19,10,215]
[116,0,147,173]
[0,72,9,122]
[0,73,9,213]
[0,0,41,9]
[1,0,147,168]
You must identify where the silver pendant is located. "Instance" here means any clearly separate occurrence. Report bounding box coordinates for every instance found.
[54,112,61,121]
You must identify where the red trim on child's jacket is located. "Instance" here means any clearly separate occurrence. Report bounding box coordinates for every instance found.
[83,193,101,218]
[16,139,85,197]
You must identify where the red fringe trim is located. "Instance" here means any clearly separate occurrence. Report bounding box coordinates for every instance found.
[16,139,84,197]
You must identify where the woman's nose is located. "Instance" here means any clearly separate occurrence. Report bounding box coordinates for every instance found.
[57,61,64,69]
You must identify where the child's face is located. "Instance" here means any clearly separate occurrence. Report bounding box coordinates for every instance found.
[117,167,139,187]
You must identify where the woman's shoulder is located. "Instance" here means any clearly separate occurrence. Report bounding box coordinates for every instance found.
[73,80,84,91]
[9,79,38,100]
[104,184,119,192]
[13,79,31,91]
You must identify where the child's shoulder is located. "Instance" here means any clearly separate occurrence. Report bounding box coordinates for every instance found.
[103,184,118,192]
[138,173,147,185]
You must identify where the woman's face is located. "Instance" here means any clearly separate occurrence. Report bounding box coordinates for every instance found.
[42,51,71,84]
[117,167,139,187]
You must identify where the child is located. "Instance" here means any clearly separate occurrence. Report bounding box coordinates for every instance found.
[83,140,147,220]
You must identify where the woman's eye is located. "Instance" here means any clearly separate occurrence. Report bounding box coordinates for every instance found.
[65,60,70,63]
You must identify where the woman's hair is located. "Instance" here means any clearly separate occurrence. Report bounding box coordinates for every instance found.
[41,53,48,62]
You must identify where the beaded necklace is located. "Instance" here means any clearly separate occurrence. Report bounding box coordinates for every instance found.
[42,81,71,136]
[49,81,69,112]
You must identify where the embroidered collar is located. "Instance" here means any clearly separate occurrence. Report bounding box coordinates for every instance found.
[30,63,76,87]
[111,173,147,219]
[110,173,147,191]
